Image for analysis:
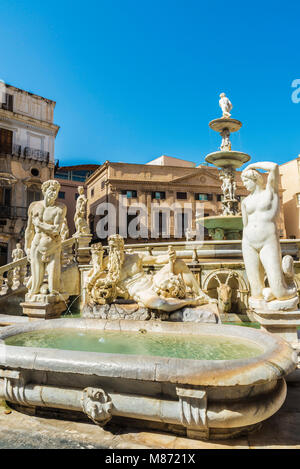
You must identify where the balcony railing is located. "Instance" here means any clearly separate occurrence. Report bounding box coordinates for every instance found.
[0,205,28,219]
[11,144,50,163]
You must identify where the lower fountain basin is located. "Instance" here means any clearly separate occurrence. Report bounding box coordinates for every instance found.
[0,319,296,440]
[197,215,243,240]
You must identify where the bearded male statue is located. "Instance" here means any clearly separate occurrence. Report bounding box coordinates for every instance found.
[25,180,67,302]
[86,234,214,312]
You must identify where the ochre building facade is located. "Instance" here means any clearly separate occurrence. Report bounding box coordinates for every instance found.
[86,155,287,244]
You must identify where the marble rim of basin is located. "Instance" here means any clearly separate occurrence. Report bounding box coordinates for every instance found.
[209,118,242,133]
[205,150,251,169]
[196,215,243,231]
[0,319,297,440]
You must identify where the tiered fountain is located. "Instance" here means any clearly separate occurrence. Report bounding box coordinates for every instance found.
[197,93,250,240]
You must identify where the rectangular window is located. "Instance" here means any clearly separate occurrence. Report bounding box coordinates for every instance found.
[181,212,188,236]
[1,93,13,112]
[121,190,137,199]
[71,170,89,182]
[27,188,41,206]
[0,128,13,154]
[297,194,300,206]
[176,192,187,200]
[58,191,65,199]
[0,242,8,266]
[55,171,69,180]
[152,191,166,200]
[0,187,11,206]
[195,193,213,201]
[91,188,94,197]
[217,194,224,202]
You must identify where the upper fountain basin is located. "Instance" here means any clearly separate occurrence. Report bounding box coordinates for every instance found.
[209,118,242,133]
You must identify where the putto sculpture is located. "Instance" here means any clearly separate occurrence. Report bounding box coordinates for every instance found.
[11,242,26,287]
[12,243,24,262]
[24,180,67,304]
[86,234,214,312]
[219,92,233,118]
[74,186,90,236]
[241,162,298,308]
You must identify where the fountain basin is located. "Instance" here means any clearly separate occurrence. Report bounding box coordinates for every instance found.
[205,150,250,169]
[0,319,296,440]
[197,215,243,240]
[209,118,242,133]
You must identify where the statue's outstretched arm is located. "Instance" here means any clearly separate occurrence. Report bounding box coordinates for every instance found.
[141,246,176,265]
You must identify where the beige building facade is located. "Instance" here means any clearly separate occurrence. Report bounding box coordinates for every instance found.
[86,155,285,244]
[0,82,59,265]
[86,155,287,244]
[280,156,300,239]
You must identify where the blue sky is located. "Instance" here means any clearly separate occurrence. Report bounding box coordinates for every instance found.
[1,0,300,167]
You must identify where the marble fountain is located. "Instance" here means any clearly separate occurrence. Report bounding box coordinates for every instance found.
[197,93,250,240]
[0,94,299,442]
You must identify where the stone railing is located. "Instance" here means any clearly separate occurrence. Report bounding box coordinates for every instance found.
[0,256,29,294]
[61,237,76,267]
[11,144,50,163]
[0,235,90,298]
[121,238,300,261]
[0,205,28,220]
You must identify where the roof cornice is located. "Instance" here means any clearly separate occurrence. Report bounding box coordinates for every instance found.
[0,109,60,136]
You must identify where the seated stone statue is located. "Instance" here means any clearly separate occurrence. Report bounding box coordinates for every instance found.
[241,162,297,308]
[86,235,214,312]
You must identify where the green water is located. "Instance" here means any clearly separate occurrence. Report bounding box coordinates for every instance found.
[4,329,263,360]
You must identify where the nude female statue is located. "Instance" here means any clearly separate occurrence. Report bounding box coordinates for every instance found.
[241,162,297,302]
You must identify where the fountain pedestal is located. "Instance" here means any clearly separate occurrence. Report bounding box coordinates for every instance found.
[249,297,300,344]
[21,292,68,319]
[74,233,93,264]
[252,309,300,344]
[21,300,67,319]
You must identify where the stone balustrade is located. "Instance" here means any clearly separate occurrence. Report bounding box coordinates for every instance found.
[0,236,87,298]
[0,256,29,293]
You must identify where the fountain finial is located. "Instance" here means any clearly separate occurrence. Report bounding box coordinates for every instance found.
[219,93,233,118]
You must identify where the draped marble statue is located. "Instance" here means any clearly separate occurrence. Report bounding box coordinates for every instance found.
[74,186,90,236]
[241,162,298,310]
[86,234,214,312]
